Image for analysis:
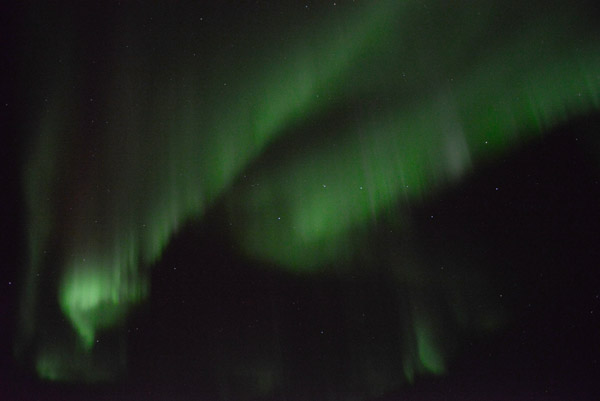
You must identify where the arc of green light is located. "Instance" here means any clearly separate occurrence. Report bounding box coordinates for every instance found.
[22,1,404,362]
[229,20,600,272]
[18,0,600,385]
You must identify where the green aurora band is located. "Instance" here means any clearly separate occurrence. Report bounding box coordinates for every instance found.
[16,0,600,393]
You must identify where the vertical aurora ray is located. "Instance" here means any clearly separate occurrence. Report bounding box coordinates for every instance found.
[15,0,600,392]
[18,0,404,381]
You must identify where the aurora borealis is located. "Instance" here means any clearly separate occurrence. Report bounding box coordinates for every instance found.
[4,1,600,400]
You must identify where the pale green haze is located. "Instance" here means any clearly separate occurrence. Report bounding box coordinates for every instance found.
[16,0,600,394]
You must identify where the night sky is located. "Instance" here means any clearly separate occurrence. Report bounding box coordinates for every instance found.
[1,1,600,400]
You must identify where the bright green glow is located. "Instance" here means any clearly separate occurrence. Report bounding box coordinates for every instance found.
[59,261,148,348]
[17,0,600,388]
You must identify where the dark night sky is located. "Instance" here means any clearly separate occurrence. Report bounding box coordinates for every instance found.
[2,2,600,400]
